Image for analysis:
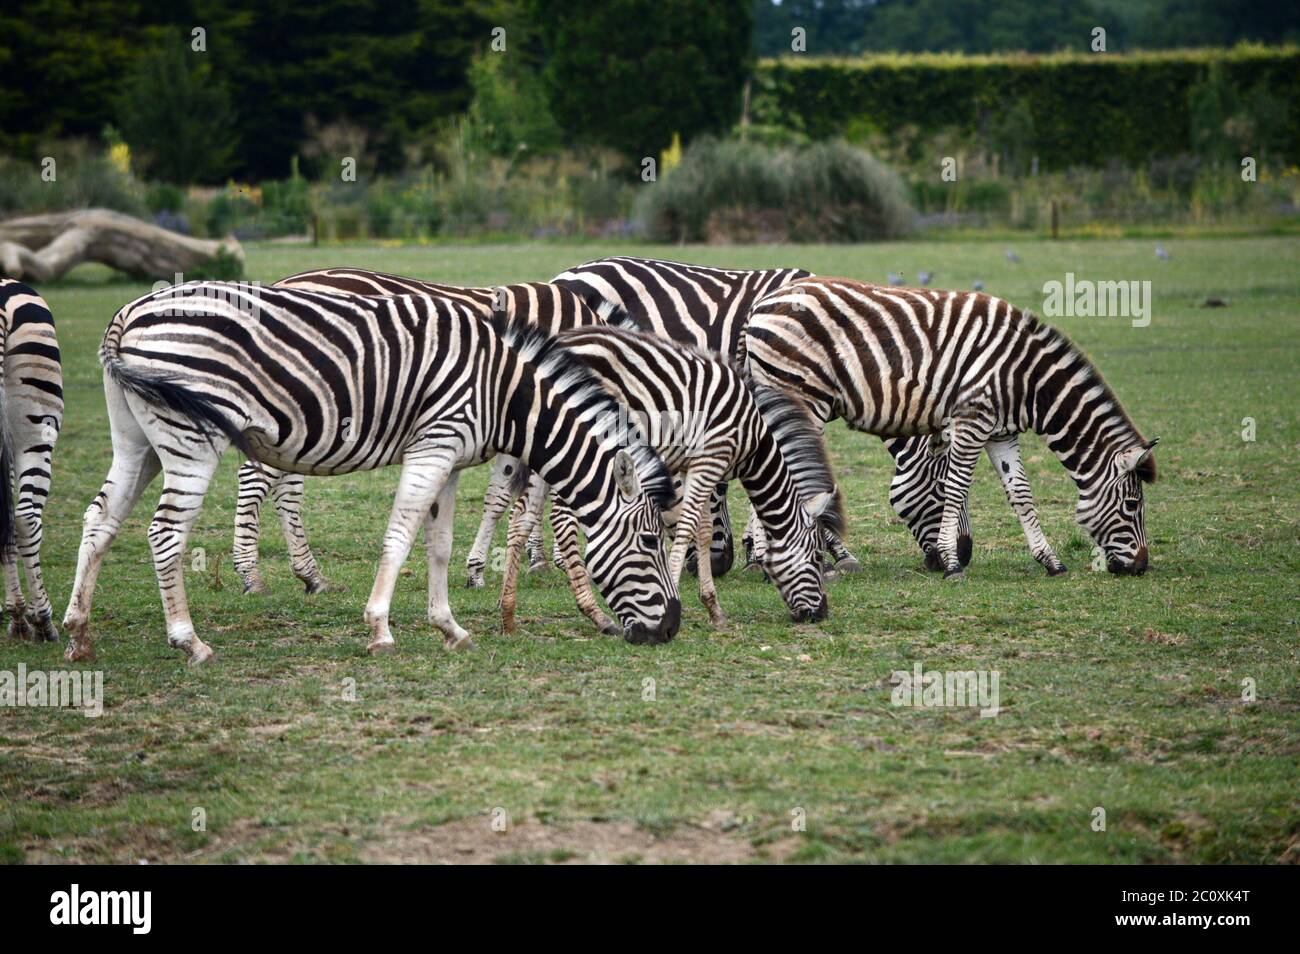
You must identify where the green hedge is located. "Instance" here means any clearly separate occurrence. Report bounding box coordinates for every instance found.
[753,46,1300,168]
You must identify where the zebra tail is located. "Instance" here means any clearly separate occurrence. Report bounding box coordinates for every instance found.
[99,341,259,461]
[507,461,534,499]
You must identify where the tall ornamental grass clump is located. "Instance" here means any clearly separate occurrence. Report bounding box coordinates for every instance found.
[636,138,914,243]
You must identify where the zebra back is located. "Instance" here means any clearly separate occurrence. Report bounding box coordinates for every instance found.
[275,268,604,336]
[553,256,811,356]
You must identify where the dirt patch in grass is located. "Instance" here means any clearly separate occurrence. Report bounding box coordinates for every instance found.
[359,815,758,864]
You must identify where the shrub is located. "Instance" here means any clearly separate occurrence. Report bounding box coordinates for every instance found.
[635,138,914,243]
[0,141,144,216]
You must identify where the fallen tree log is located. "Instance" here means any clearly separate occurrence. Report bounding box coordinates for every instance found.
[0,209,244,283]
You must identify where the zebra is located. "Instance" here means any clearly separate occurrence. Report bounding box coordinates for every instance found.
[497,321,840,632]
[226,267,608,595]
[0,280,62,642]
[742,278,1157,578]
[550,256,841,574]
[61,281,681,665]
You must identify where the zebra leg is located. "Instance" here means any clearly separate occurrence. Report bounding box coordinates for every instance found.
[693,499,727,628]
[823,525,861,574]
[232,460,274,594]
[550,498,620,636]
[423,471,472,649]
[986,435,1067,576]
[63,391,162,663]
[145,442,225,666]
[3,546,29,640]
[526,522,548,574]
[465,455,517,589]
[12,446,58,641]
[934,416,991,580]
[364,453,455,655]
[499,475,548,634]
[270,472,335,594]
[685,483,735,578]
[742,506,771,579]
[669,465,728,627]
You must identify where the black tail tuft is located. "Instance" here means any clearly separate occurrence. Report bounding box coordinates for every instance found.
[102,357,258,461]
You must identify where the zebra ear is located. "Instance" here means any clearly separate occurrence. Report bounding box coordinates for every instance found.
[613,450,641,501]
[802,491,834,519]
[1116,440,1157,474]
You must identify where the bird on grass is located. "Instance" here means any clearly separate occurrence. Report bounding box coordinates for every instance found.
[973,280,985,291]
[918,271,933,285]
[887,272,904,286]
[1005,249,1020,263]
[1156,245,1171,260]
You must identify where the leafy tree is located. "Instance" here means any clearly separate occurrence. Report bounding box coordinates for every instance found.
[0,1,155,155]
[537,0,753,158]
[116,40,236,184]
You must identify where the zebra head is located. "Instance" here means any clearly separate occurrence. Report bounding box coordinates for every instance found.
[763,492,836,622]
[1076,439,1158,575]
[583,450,681,644]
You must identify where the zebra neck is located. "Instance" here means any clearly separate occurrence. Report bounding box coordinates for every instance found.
[1027,326,1145,487]
[735,432,805,542]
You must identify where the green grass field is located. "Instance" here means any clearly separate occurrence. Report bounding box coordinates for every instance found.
[1,237,1296,864]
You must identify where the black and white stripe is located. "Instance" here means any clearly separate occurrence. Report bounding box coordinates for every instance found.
[224,267,607,595]
[743,278,1157,577]
[62,282,681,665]
[500,321,841,630]
[552,256,817,575]
[0,280,62,641]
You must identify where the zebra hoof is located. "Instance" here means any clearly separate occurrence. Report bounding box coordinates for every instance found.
[834,556,864,574]
[444,633,475,651]
[29,614,59,643]
[241,579,267,595]
[943,567,964,581]
[304,578,342,595]
[598,620,622,637]
[957,535,973,567]
[1047,563,1069,577]
[8,615,32,641]
[187,641,216,666]
[64,640,96,663]
[527,561,550,575]
[465,573,485,590]
[367,637,397,656]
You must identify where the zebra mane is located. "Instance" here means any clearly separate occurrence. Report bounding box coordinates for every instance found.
[593,314,737,369]
[749,383,846,535]
[487,312,676,510]
[1026,313,1157,481]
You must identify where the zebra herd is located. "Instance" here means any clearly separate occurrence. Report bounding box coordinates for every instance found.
[0,256,1158,668]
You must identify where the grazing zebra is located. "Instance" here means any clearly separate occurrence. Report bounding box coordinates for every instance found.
[499,322,840,632]
[551,256,837,575]
[226,267,607,595]
[743,278,1157,577]
[62,282,681,665]
[0,280,62,641]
